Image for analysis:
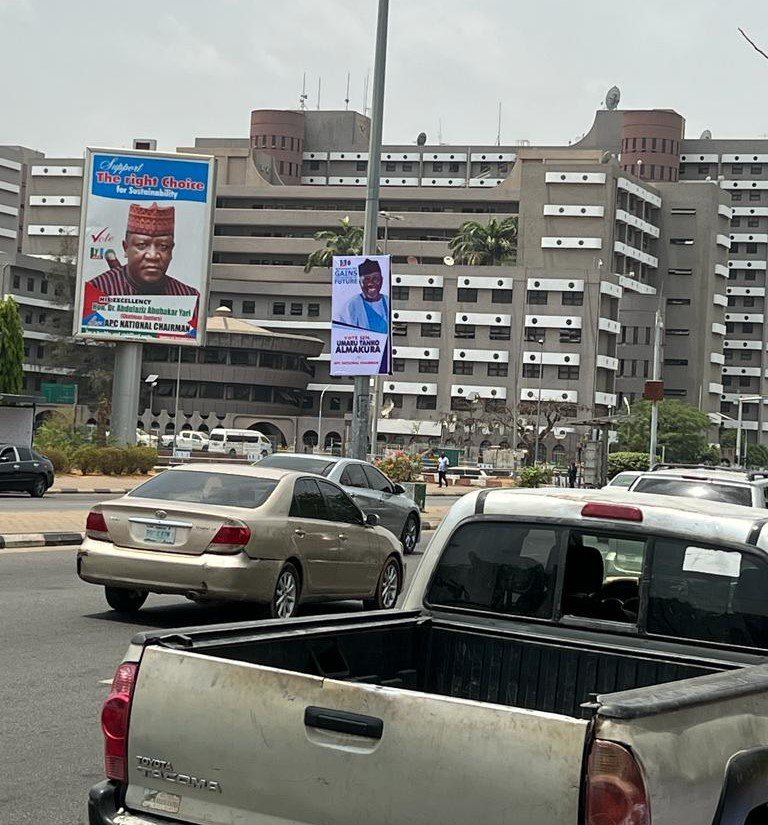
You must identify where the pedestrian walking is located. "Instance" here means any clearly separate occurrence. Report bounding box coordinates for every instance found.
[437,453,450,488]
[567,461,578,489]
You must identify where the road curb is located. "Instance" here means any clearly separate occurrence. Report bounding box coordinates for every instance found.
[0,532,83,549]
[49,488,132,495]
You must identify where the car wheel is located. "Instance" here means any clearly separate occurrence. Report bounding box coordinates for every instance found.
[29,475,48,498]
[364,556,402,611]
[261,449,269,458]
[400,514,419,555]
[270,563,300,619]
[228,448,237,457]
[104,586,148,613]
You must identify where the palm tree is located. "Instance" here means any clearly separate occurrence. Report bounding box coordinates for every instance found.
[448,216,518,265]
[304,216,364,272]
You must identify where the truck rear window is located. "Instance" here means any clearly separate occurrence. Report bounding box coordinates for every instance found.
[129,471,277,508]
[633,477,753,507]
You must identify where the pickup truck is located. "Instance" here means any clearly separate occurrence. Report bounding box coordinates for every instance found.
[89,488,768,825]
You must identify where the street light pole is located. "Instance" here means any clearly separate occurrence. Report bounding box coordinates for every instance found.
[317,384,331,453]
[648,309,663,465]
[350,0,389,461]
[534,338,545,465]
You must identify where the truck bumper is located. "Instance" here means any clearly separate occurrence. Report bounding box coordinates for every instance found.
[77,540,282,603]
[89,780,168,825]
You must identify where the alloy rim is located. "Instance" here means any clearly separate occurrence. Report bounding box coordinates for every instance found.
[275,571,297,618]
[381,563,399,608]
[403,518,417,552]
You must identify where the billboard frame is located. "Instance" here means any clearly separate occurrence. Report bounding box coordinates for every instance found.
[72,146,217,348]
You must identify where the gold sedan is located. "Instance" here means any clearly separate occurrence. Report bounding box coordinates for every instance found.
[77,464,404,618]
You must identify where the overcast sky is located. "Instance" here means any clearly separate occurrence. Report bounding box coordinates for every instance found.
[3,0,768,156]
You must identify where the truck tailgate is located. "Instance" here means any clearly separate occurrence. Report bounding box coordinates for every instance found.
[126,646,589,825]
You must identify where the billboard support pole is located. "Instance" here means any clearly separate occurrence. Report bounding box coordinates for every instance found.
[350,0,389,461]
[110,342,142,445]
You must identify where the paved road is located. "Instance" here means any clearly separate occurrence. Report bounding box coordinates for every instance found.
[0,535,431,824]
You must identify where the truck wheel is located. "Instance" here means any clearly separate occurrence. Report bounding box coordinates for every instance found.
[400,515,419,555]
[364,556,402,611]
[228,449,237,457]
[29,475,48,498]
[270,563,300,619]
[105,586,148,613]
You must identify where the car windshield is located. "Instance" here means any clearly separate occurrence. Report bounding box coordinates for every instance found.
[609,473,637,488]
[128,470,278,508]
[257,455,335,476]
[633,477,753,507]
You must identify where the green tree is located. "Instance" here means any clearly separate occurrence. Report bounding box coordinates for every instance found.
[0,296,24,393]
[617,400,712,463]
[448,216,518,265]
[607,452,650,479]
[304,216,364,272]
[746,443,768,469]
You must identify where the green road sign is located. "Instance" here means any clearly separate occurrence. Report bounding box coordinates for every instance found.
[41,382,78,405]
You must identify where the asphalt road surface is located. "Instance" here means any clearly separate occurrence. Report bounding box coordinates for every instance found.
[0,535,431,824]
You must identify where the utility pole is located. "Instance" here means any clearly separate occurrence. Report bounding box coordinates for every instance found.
[648,309,663,465]
[350,0,389,461]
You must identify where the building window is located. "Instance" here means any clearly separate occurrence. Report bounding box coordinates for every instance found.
[664,358,689,366]
[12,275,19,289]
[421,323,441,338]
[560,328,581,343]
[385,162,396,172]
[356,161,367,172]
[487,362,508,377]
[561,291,583,306]
[732,217,742,227]
[731,243,740,254]
[558,365,579,380]
[309,160,320,171]
[402,162,413,171]
[422,286,443,301]
[743,323,755,333]
[26,278,34,291]
[522,363,541,379]
[744,296,756,307]
[329,396,341,411]
[433,162,443,172]
[670,238,694,246]
[748,217,760,228]
[492,289,513,304]
[740,351,754,361]
[242,300,255,314]
[279,160,284,174]
[698,164,709,175]
[747,243,759,254]
[389,394,403,408]
[37,344,45,359]
[666,297,691,306]
[751,165,763,175]
[525,327,542,342]
[527,290,548,305]
[732,165,743,175]
[454,324,475,339]
[457,287,478,302]
[453,360,474,375]
[726,322,736,334]
[392,322,407,336]
[750,192,762,201]
[271,135,277,147]
[666,328,690,336]
[416,395,437,410]
[272,302,286,315]
[392,358,406,372]
[290,302,303,316]
[489,326,511,340]
[449,163,460,173]
[732,192,743,201]
[306,303,319,317]
[392,286,410,301]
[745,271,757,281]
[24,312,32,324]
[419,359,439,373]
[739,376,753,387]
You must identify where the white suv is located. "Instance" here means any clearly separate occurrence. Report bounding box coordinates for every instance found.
[629,465,768,509]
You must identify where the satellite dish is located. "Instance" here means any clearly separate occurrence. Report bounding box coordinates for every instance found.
[416,131,427,146]
[406,255,419,265]
[443,255,455,266]
[604,86,621,111]
[700,129,713,140]
[600,151,612,164]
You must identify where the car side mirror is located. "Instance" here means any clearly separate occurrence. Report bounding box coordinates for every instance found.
[365,513,380,527]
[392,483,405,495]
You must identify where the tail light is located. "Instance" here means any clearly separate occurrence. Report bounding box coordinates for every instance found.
[581,503,643,522]
[101,662,138,782]
[86,510,110,540]
[206,522,251,554]
[585,739,650,825]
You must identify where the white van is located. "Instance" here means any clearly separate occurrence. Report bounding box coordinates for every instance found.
[208,428,273,458]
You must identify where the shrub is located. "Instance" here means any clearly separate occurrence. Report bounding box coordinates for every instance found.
[72,446,102,475]
[517,464,554,488]
[124,446,158,474]
[607,452,650,479]
[98,447,127,476]
[40,447,71,473]
[375,451,423,483]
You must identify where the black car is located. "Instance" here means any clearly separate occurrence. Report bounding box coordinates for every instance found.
[0,445,54,497]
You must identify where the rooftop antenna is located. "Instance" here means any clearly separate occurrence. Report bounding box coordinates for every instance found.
[438,118,444,145]
[363,70,370,117]
[317,76,322,110]
[299,72,308,110]
[345,71,350,111]
[495,101,502,146]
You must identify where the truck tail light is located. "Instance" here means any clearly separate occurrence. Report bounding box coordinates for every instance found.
[585,739,650,825]
[207,522,251,554]
[86,510,110,540]
[581,502,643,522]
[101,662,138,782]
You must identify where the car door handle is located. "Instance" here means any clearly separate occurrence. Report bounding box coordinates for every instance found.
[304,706,383,740]
[338,533,348,541]
[293,529,306,538]
[12,465,19,469]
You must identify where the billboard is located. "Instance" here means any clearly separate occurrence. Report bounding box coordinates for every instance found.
[330,255,391,376]
[73,148,215,346]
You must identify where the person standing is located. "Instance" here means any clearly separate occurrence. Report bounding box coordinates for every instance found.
[568,461,578,489]
[437,453,449,488]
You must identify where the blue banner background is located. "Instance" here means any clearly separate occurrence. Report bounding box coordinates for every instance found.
[91,153,210,203]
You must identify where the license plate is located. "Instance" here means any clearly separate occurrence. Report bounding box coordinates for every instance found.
[144,525,176,544]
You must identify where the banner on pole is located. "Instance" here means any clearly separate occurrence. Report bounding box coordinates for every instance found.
[73,147,215,347]
[330,254,391,376]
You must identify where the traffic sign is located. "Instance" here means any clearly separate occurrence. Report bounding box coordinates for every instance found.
[41,382,78,405]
